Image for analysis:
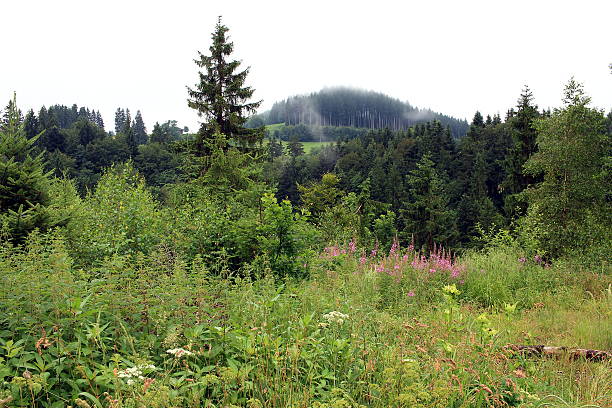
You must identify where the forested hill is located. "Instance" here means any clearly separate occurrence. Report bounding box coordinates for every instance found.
[254,88,469,137]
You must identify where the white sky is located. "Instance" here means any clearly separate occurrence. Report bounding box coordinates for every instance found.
[1,0,611,133]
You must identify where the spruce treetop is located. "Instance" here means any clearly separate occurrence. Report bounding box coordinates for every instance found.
[187,17,262,153]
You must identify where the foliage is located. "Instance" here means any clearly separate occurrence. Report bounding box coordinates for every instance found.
[401,154,458,249]
[62,163,167,265]
[0,230,609,407]
[523,79,611,260]
[187,17,262,154]
[298,173,343,222]
[0,94,53,242]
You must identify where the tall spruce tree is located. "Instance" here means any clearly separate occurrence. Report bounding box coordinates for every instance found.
[502,86,540,219]
[132,110,147,145]
[187,17,262,155]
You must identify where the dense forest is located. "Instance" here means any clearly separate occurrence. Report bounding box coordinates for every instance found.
[248,87,469,137]
[1,17,611,408]
[5,102,188,193]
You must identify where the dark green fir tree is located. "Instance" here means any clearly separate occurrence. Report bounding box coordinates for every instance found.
[187,16,262,155]
[132,110,148,145]
[0,94,52,242]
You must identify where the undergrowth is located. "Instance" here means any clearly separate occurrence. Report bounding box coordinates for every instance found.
[0,235,610,407]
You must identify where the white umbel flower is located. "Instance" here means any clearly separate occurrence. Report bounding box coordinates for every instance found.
[322,311,349,324]
[166,348,194,357]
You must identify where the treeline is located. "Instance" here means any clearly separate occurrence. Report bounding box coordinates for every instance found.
[2,99,188,193]
[251,87,469,137]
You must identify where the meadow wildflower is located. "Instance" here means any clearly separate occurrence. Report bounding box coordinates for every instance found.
[166,348,193,357]
[407,291,415,297]
[117,364,155,385]
[348,239,356,254]
[442,284,461,296]
[323,311,349,324]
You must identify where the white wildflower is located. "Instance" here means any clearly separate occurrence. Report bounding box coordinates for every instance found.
[166,347,194,357]
[322,311,349,324]
[117,364,155,384]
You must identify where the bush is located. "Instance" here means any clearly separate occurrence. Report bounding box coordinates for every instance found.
[63,163,167,265]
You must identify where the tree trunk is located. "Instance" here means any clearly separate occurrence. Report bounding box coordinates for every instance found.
[505,344,610,362]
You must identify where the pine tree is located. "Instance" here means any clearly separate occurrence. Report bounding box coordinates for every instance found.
[132,110,147,145]
[187,16,262,154]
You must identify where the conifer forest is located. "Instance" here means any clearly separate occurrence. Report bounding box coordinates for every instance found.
[1,10,611,408]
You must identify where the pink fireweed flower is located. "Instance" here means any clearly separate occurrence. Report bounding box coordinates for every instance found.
[450,269,460,278]
[370,249,377,257]
[518,257,526,263]
[534,254,542,264]
[389,239,399,256]
[411,255,428,270]
[407,291,415,297]
[402,254,409,263]
[348,240,356,254]
[429,268,436,274]
[359,256,367,265]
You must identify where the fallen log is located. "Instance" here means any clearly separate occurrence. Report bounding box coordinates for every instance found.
[504,344,610,362]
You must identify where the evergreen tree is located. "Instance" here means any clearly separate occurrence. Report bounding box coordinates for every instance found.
[38,106,57,130]
[78,107,88,122]
[0,94,52,242]
[114,108,126,134]
[122,109,131,134]
[286,136,305,157]
[502,86,541,218]
[95,110,105,129]
[400,154,458,249]
[1,97,23,130]
[23,110,39,140]
[187,16,262,154]
[132,110,147,145]
[267,136,284,160]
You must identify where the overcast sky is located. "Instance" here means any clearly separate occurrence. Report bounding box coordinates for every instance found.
[2,0,611,132]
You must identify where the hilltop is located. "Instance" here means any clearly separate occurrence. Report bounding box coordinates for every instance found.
[248,87,469,138]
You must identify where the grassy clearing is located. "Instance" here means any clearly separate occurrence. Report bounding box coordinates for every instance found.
[0,237,610,407]
[302,141,333,153]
